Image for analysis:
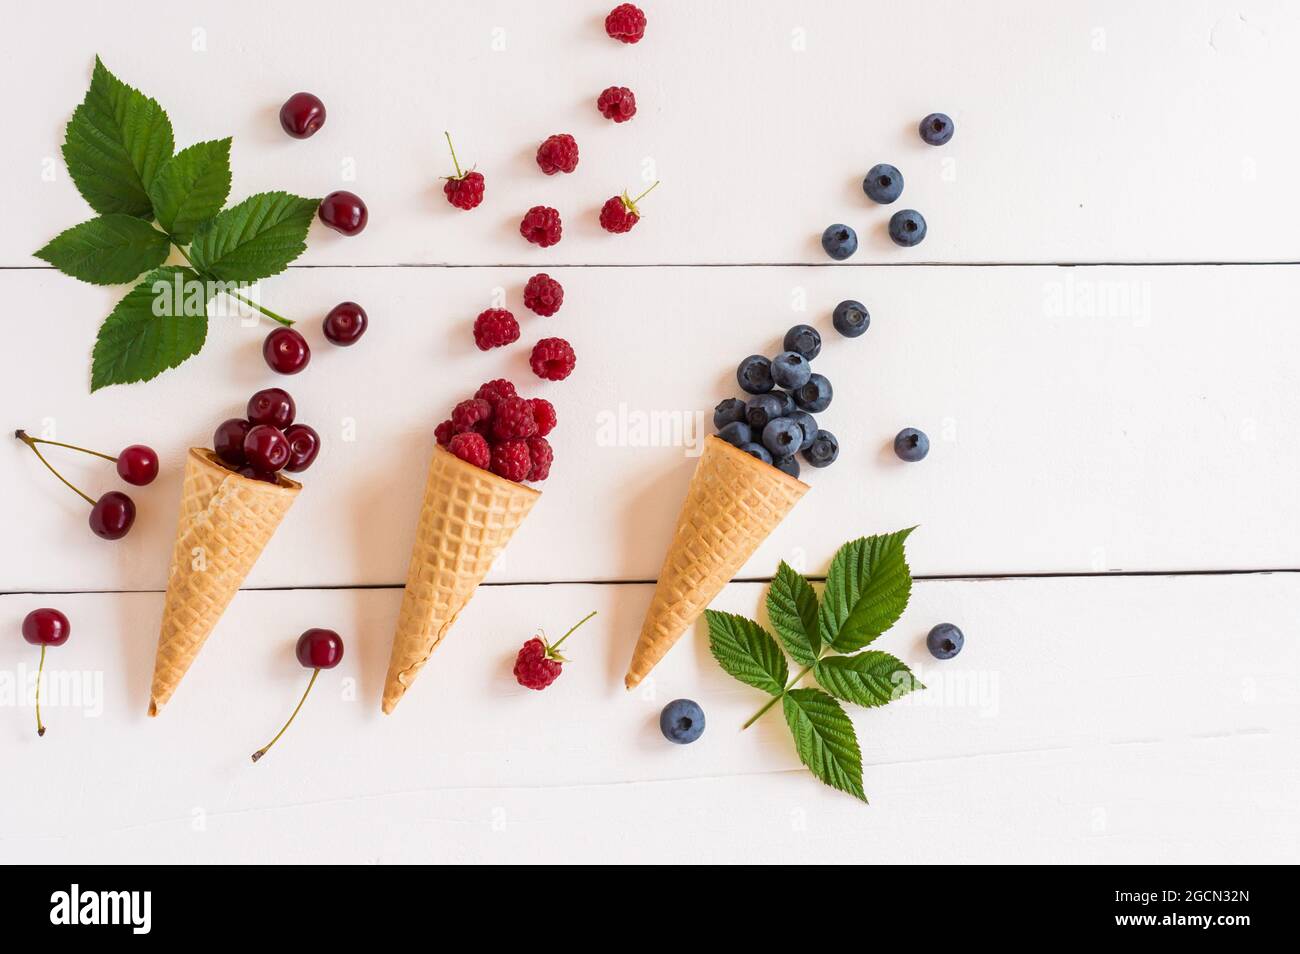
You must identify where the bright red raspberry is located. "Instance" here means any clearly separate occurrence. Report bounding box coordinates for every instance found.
[444,170,485,210]
[528,397,557,436]
[600,195,638,233]
[491,439,532,482]
[435,419,455,447]
[523,273,564,317]
[513,637,563,690]
[473,308,520,350]
[530,337,577,381]
[597,86,637,123]
[605,3,646,43]
[475,378,518,406]
[526,436,553,481]
[452,398,493,434]
[448,431,490,470]
[492,397,539,441]
[520,206,563,247]
[536,134,579,175]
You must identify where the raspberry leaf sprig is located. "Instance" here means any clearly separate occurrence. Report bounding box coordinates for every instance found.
[35,57,319,391]
[706,529,923,803]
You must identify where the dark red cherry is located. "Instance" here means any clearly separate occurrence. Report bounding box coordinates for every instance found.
[115,444,159,486]
[89,491,135,540]
[243,425,290,472]
[247,388,296,429]
[296,628,344,669]
[263,327,311,375]
[22,608,70,646]
[323,301,368,346]
[283,423,321,472]
[279,92,326,139]
[318,191,368,235]
[214,418,251,467]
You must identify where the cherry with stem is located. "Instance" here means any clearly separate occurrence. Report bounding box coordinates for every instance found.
[22,608,70,737]
[15,430,137,539]
[251,628,344,763]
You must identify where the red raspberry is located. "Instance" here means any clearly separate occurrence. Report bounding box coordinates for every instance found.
[451,398,493,434]
[473,308,520,350]
[526,436,553,481]
[442,132,484,210]
[528,397,557,436]
[600,196,636,232]
[491,397,539,441]
[605,3,646,44]
[597,86,637,123]
[523,273,564,317]
[491,439,532,482]
[520,206,563,247]
[435,419,455,447]
[530,337,577,381]
[448,431,490,470]
[536,134,579,175]
[475,378,517,406]
[513,637,562,690]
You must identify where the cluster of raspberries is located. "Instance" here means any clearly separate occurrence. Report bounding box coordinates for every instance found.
[470,273,576,382]
[437,379,557,483]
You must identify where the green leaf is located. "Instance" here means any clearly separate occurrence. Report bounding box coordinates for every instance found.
[705,610,789,696]
[91,267,209,390]
[815,652,924,709]
[148,138,232,244]
[189,191,319,282]
[34,214,169,285]
[62,56,174,217]
[782,688,866,802]
[818,529,915,654]
[767,562,820,667]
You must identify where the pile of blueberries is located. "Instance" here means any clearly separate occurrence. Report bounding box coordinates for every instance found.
[713,300,870,479]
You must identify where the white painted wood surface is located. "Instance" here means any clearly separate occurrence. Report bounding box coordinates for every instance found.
[2,0,1298,864]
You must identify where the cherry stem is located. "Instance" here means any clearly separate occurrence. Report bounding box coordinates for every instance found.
[630,180,661,204]
[174,247,293,327]
[15,430,95,506]
[20,434,116,463]
[251,668,319,763]
[35,645,47,737]
[549,610,597,653]
[444,131,463,178]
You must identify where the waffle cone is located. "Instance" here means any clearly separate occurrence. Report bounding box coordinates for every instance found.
[148,449,300,716]
[382,445,540,714]
[625,436,808,689]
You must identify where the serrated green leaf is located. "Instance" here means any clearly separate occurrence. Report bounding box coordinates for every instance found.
[818,529,915,654]
[705,610,789,696]
[62,56,174,217]
[189,191,318,282]
[148,138,232,244]
[91,266,209,390]
[34,214,169,285]
[814,652,924,709]
[782,688,866,802]
[767,562,820,667]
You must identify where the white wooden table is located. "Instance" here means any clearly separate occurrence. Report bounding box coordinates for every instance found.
[2,0,1297,864]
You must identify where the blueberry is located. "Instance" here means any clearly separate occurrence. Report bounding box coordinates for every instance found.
[773,391,796,416]
[793,373,832,413]
[713,397,747,429]
[738,442,772,465]
[770,351,812,390]
[927,623,964,659]
[894,427,929,462]
[863,163,903,204]
[717,420,752,447]
[660,699,706,744]
[832,300,870,338]
[803,429,839,467]
[783,324,822,361]
[762,417,804,457]
[821,223,858,261]
[736,355,774,394]
[919,112,954,146]
[773,455,801,479]
[745,393,784,432]
[888,209,927,247]
[787,410,817,451]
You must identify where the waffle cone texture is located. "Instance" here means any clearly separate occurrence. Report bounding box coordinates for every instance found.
[149,449,300,716]
[625,436,808,689]
[382,445,540,714]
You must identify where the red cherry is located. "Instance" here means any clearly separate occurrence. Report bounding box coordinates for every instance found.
[114,444,158,486]
[247,388,296,429]
[22,608,70,647]
[89,491,135,540]
[263,327,311,374]
[244,425,290,472]
[283,423,321,472]
[279,92,326,139]
[319,191,368,235]
[213,418,251,467]
[323,301,368,346]
[296,628,344,669]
